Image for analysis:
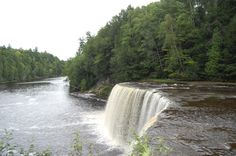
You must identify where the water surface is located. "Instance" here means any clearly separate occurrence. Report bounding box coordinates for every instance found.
[0,77,122,155]
[146,82,236,156]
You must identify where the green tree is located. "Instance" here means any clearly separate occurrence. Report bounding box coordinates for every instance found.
[0,46,64,83]
[64,0,236,91]
[205,28,222,79]
[160,14,185,78]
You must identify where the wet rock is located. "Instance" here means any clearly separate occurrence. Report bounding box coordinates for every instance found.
[146,82,236,156]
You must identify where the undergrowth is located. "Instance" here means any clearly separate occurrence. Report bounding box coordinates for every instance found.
[1,130,171,156]
[129,133,171,156]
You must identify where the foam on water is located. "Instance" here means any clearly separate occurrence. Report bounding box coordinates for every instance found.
[104,84,173,144]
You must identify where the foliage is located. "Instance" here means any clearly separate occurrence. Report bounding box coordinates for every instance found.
[130,133,171,156]
[0,130,52,156]
[70,131,96,156]
[130,134,151,156]
[0,130,16,155]
[64,0,236,91]
[71,131,83,156]
[20,144,52,156]
[205,28,222,79]
[88,144,94,156]
[0,46,64,83]
[1,130,172,156]
[90,83,113,99]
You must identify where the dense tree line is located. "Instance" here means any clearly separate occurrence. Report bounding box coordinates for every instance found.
[65,0,236,91]
[0,46,64,82]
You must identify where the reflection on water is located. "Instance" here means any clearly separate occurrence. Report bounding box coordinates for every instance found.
[0,77,122,155]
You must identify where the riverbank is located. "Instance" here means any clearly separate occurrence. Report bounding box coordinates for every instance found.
[70,83,114,101]
[0,77,123,155]
[70,79,236,101]
[70,92,107,103]
[102,81,236,155]
[0,76,65,84]
[140,78,236,85]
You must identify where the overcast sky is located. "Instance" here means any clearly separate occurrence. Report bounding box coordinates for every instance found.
[0,0,157,60]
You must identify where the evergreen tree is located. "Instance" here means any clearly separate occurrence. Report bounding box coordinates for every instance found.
[205,28,222,79]
[64,0,236,91]
[0,46,64,83]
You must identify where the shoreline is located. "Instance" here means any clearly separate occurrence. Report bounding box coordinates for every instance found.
[70,92,107,105]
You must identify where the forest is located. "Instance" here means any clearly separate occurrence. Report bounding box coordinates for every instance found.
[0,46,64,83]
[64,0,236,91]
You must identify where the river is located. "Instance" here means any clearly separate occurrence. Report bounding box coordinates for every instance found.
[102,81,236,155]
[146,82,236,155]
[0,77,122,155]
[1,77,236,156]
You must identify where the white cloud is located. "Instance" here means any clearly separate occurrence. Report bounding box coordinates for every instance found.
[0,0,157,60]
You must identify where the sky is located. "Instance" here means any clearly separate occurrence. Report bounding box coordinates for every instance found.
[0,0,157,60]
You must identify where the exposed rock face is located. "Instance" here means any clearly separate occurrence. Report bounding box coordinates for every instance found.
[147,82,236,156]
[100,81,236,155]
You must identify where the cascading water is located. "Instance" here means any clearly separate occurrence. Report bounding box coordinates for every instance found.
[104,83,172,144]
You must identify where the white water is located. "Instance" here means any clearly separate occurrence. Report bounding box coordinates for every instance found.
[0,77,123,155]
[104,83,172,144]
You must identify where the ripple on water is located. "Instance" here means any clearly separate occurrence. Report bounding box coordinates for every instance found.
[0,77,124,155]
[147,82,236,156]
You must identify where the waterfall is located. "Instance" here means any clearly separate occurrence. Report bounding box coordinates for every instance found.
[104,83,172,144]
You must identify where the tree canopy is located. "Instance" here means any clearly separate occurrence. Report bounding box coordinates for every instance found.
[65,0,236,91]
[0,46,64,82]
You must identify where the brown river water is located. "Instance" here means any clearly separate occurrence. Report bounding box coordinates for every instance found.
[0,78,235,155]
[146,82,236,156]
